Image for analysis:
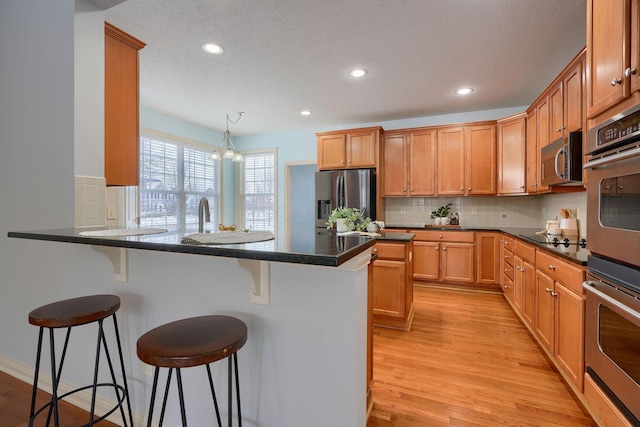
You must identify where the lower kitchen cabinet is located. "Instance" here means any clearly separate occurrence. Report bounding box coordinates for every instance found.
[554,282,585,389]
[372,240,414,330]
[412,231,475,284]
[535,270,556,350]
[476,232,500,285]
[515,255,536,327]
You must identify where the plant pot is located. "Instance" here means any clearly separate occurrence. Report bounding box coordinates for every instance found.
[336,218,349,232]
[434,217,441,225]
[441,217,451,225]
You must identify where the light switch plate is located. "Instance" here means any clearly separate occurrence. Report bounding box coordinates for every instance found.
[107,206,117,220]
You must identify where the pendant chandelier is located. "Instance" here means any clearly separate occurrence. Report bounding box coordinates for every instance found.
[210,112,244,162]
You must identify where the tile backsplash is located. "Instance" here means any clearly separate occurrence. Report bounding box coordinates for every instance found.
[384,191,587,237]
[74,176,123,228]
[74,176,106,228]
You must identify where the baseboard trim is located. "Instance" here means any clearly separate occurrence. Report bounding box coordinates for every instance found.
[0,354,151,427]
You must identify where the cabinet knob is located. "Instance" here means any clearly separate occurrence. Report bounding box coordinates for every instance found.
[625,67,637,78]
[372,248,378,253]
[460,188,464,192]
[545,287,552,293]
[468,187,471,191]
[443,247,447,251]
[504,285,510,289]
[550,291,558,297]
[548,265,556,271]
[504,255,509,259]
[435,246,439,251]
[439,235,443,238]
[611,77,622,86]
[504,268,509,272]
[403,188,407,192]
[341,160,345,164]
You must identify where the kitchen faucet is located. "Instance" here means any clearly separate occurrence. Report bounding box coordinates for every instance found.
[198,197,210,233]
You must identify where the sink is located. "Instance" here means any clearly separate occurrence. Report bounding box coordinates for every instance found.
[78,228,168,237]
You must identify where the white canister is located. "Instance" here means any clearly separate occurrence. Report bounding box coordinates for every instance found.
[560,218,578,236]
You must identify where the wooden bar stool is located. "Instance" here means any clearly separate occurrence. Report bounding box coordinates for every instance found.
[28,294,133,427]
[137,315,247,427]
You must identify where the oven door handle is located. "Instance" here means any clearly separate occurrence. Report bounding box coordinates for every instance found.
[583,280,640,318]
[584,145,640,169]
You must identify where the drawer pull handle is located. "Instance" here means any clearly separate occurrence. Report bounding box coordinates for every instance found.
[504,285,510,289]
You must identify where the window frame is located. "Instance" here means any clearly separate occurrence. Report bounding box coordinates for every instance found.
[237,148,278,234]
[135,129,221,232]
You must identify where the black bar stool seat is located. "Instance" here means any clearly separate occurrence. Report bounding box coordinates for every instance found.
[28,294,133,427]
[137,315,247,427]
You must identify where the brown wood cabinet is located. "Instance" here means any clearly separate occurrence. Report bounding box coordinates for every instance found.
[586,0,639,118]
[437,123,496,196]
[548,51,586,142]
[104,22,145,186]
[497,113,527,195]
[476,232,500,285]
[316,127,382,170]
[501,235,515,300]
[383,128,436,196]
[412,231,475,284]
[372,240,414,330]
[514,240,536,328]
[525,106,550,194]
[535,250,586,391]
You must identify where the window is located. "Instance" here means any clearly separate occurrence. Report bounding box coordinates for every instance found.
[240,150,276,232]
[138,131,220,231]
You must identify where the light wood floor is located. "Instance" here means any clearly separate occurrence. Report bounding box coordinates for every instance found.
[0,286,595,426]
[367,285,595,426]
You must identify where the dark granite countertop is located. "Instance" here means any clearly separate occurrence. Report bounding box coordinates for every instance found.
[375,232,415,242]
[383,226,588,266]
[7,227,375,267]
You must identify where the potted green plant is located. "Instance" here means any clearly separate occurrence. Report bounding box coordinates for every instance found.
[326,207,372,232]
[431,203,453,225]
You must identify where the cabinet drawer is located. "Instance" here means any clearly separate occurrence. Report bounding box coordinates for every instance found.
[413,230,475,243]
[535,250,585,294]
[514,240,535,263]
[503,261,514,281]
[502,234,514,251]
[503,249,514,266]
[373,243,406,260]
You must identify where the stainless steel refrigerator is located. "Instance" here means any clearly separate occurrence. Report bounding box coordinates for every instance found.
[315,168,376,228]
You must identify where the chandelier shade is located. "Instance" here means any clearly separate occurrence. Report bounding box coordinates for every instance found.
[210,113,244,162]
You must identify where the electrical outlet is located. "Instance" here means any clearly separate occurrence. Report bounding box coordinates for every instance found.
[107,206,117,220]
[142,362,153,377]
[501,213,507,219]
[400,207,405,214]
[471,207,477,215]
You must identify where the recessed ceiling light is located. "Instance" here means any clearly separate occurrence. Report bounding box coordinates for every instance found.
[455,87,474,95]
[202,43,224,54]
[348,68,368,78]
[300,110,312,116]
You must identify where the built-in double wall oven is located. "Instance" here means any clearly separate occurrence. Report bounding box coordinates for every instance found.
[584,102,640,425]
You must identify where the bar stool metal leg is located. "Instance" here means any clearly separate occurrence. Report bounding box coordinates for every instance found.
[206,364,223,427]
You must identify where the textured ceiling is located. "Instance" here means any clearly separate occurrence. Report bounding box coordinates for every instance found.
[105,0,586,136]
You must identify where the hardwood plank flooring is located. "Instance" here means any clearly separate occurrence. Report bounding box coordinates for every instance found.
[0,285,595,426]
[367,285,595,427]
[0,370,119,427]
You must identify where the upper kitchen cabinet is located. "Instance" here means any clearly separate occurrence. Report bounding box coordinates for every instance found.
[383,128,436,197]
[316,126,382,170]
[437,123,496,196]
[586,0,639,118]
[525,106,550,194]
[549,50,585,140]
[104,22,145,187]
[497,113,527,195]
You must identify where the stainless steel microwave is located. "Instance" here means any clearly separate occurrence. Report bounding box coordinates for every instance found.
[540,131,583,186]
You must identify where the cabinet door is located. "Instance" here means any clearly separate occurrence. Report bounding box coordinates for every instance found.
[514,256,524,312]
[105,24,145,186]
[318,134,346,169]
[441,243,475,283]
[631,0,640,93]
[564,61,584,133]
[437,127,465,195]
[466,125,496,195]
[497,117,526,194]
[372,259,406,319]
[476,233,500,285]
[522,260,536,327]
[549,82,564,140]
[555,282,585,390]
[535,270,555,352]
[409,130,437,196]
[383,134,407,196]
[525,109,549,194]
[537,95,551,148]
[413,241,440,281]
[347,132,377,168]
[587,0,630,117]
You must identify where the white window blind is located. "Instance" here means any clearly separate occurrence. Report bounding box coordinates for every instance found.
[139,133,220,231]
[241,151,276,232]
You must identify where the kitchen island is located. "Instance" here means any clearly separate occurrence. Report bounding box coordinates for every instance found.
[7,227,376,427]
